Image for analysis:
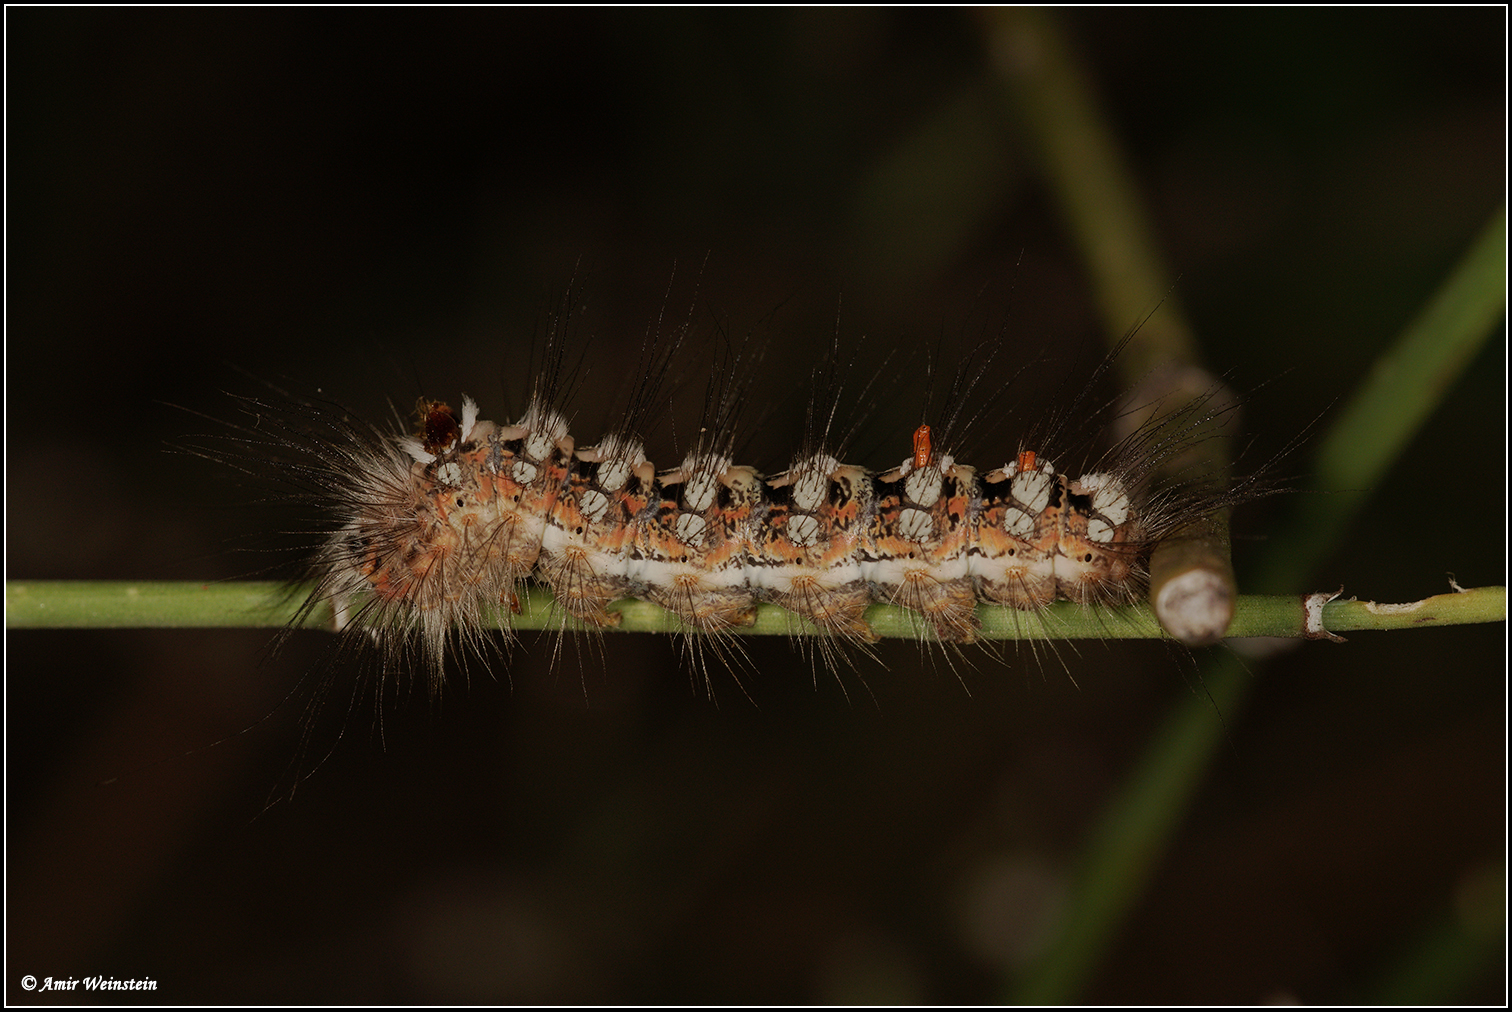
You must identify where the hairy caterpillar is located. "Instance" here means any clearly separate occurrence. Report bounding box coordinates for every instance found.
[211,296,1265,701]
[9,11,1501,1007]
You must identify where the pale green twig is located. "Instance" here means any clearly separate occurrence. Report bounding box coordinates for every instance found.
[7,580,1503,638]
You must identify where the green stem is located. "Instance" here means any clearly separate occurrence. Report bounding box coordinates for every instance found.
[1013,649,1247,1005]
[980,6,1199,378]
[1251,205,1508,594]
[7,580,1502,636]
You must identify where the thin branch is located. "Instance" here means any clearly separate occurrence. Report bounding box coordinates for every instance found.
[7,580,1503,637]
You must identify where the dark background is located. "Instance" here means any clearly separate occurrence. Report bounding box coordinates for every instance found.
[8,9,1503,1003]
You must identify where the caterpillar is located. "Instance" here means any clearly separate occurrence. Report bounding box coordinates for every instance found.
[220,297,1264,699]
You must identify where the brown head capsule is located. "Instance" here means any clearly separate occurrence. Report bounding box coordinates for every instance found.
[416,399,461,454]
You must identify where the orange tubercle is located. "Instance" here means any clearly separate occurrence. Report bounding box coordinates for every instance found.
[912,425,932,469]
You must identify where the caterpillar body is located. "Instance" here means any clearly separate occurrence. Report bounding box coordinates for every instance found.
[263,319,1252,695]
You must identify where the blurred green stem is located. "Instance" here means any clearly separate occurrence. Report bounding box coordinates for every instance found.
[981,8,1506,1004]
[1250,205,1507,594]
[981,6,1198,379]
